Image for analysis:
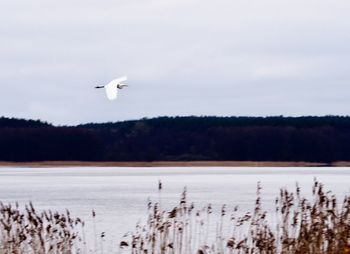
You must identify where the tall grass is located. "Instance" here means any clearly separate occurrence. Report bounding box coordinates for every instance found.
[1,180,350,253]
[120,180,350,254]
[0,202,84,253]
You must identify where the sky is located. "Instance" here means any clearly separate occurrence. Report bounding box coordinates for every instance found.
[1,0,350,125]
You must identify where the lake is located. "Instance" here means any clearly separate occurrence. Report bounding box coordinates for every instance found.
[0,167,349,251]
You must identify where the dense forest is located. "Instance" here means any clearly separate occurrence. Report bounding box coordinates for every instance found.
[1,116,350,162]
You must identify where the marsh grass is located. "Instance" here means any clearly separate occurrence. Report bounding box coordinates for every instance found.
[0,202,84,253]
[1,180,350,254]
[120,180,350,254]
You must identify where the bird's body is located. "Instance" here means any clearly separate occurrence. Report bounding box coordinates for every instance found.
[95,76,128,100]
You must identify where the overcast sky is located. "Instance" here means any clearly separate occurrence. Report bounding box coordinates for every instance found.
[1,0,350,125]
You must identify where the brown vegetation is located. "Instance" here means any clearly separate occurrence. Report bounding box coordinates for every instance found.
[0,160,332,168]
[0,202,84,253]
[2,181,350,253]
[121,180,350,254]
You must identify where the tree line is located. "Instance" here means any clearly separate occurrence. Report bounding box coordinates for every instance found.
[1,116,350,162]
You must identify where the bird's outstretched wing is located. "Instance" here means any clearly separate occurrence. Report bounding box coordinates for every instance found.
[104,76,127,100]
[105,83,118,100]
[108,76,128,86]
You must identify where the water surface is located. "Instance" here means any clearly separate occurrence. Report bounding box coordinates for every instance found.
[0,167,349,248]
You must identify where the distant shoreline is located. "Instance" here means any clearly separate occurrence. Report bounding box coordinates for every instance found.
[0,161,349,168]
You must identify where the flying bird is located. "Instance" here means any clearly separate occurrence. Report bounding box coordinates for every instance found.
[95,76,128,100]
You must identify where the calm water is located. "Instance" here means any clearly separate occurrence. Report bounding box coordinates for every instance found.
[0,167,350,248]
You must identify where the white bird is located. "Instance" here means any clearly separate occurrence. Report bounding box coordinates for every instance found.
[95,76,128,100]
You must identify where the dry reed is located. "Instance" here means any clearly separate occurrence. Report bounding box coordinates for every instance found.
[2,180,350,254]
[0,202,84,253]
[120,180,350,254]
